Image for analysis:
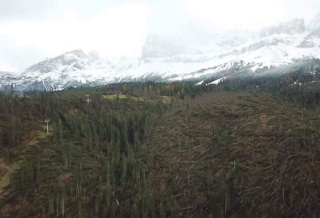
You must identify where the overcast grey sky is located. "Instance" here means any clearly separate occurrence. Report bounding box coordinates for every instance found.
[0,0,319,72]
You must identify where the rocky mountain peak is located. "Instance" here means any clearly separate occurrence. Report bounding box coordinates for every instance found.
[63,49,86,58]
[260,18,306,38]
[24,49,88,74]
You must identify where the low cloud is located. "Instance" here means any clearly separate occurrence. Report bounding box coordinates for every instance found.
[0,0,319,72]
[0,2,150,72]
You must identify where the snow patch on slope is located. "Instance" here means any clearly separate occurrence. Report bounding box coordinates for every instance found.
[207,77,227,85]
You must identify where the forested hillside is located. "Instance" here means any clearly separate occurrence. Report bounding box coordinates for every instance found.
[1,75,320,217]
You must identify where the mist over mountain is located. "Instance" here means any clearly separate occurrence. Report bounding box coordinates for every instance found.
[1,13,320,92]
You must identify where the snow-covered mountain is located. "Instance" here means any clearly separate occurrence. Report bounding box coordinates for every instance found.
[260,18,306,37]
[1,13,320,92]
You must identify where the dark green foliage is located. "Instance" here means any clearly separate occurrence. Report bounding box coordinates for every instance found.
[0,83,172,217]
[1,76,320,217]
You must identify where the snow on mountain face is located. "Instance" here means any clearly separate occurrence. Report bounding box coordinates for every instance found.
[24,49,90,75]
[260,18,306,37]
[297,15,320,49]
[307,13,320,31]
[1,14,320,92]
[0,71,18,86]
[136,17,320,81]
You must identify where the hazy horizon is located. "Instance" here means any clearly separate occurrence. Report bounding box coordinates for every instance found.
[0,0,319,72]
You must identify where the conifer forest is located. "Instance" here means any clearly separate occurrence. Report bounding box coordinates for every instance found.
[1,68,320,218]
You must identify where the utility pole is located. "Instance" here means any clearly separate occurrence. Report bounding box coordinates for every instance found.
[44,119,50,134]
[86,94,91,105]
